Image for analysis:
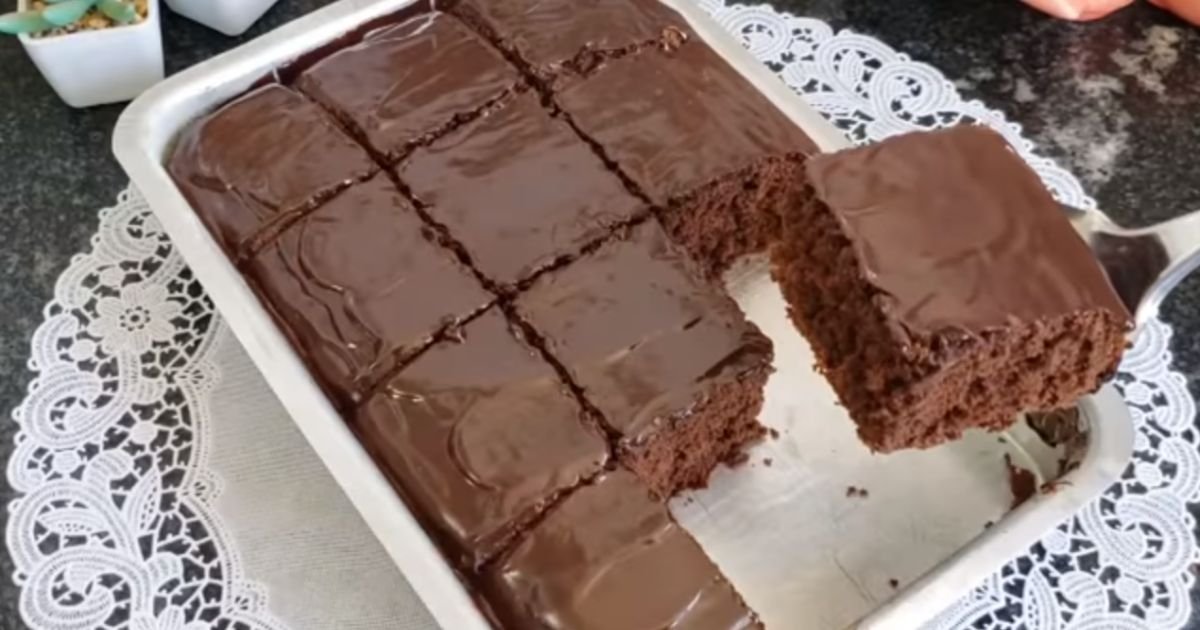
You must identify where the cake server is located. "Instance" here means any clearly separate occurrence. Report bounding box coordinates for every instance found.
[1065,203,1200,330]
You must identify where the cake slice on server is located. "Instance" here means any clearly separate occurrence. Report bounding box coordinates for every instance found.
[770,126,1131,452]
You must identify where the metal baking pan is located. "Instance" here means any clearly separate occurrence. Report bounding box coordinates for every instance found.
[112,0,1136,627]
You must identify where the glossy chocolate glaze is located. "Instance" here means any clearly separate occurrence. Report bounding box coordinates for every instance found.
[806,126,1132,343]
[273,0,434,85]
[481,470,758,630]
[451,0,689,75]
[354,308,607,569]
[295,12,520,162]
[515,221,772,443]
[167,84,376,257]
[245,175,491,405]
[400,93,644,286]
[557,42,818,205]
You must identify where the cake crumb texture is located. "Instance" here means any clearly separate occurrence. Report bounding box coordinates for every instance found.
[621,370,770,497]
[662,156,809,279]
[770,126,1130,452]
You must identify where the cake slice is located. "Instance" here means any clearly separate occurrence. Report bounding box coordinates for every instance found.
[353,308,608,570]
[294,11,522,163]
[478,470,761,629]
[771,126,1131,452]
[448,0,691,82]
[244,175,492,406]
[167,84,376,258]
[398,92,645,287]
[514,221,772,497]
[554,42,818,278]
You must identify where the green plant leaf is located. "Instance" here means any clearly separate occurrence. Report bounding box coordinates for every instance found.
[0,10,54,34]
[96,0,136,23]
[42,0,96,27]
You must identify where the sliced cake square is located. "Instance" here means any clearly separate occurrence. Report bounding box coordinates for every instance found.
[514,221,772,497]
[449,0,690,81]
[167,84,376,258]
[295,11,522,162]
[245,175,492,406]
[478,470,760,629]
[354,308,608,569]
[555,43,817,278]
[771,126,1130,451]
[399,93,645,287]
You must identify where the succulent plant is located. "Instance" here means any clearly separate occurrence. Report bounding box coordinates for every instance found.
[0,0,139,36]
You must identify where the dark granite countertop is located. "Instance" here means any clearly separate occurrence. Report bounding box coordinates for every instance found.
[0,1,1196,628]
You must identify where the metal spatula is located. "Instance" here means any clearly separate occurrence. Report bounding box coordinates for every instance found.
[1064,204,1200,330]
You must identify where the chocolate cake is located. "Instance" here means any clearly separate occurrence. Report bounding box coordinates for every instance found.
[514,221,772,498]
[479,470,761,629]
[770,126,1130,452]
[165,1,835,626]
[164,0,1137,623]
[168,84,376,258]
[353,308,608,570]
[554,40,818,277]
[399,93,645,287]
[244,175,492,406]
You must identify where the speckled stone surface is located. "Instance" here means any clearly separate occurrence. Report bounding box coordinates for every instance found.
[0,1,1197,628]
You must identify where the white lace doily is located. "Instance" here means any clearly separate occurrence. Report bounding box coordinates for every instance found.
[7,2,1198,628]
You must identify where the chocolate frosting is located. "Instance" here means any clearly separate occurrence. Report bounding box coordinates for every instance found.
[167,84,375,256]
[400,93,644,285]
[454,0,688,71]
[295,12,520,161]
[354,309,607,568]
[557,42,818,204]
[515,221,771,441]
[481,470,757,629]
[245,175,491,404]
[807,126,1131,341]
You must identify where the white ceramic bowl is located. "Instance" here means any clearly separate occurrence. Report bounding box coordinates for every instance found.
[18,0,164,108]
[165,0,279,36]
